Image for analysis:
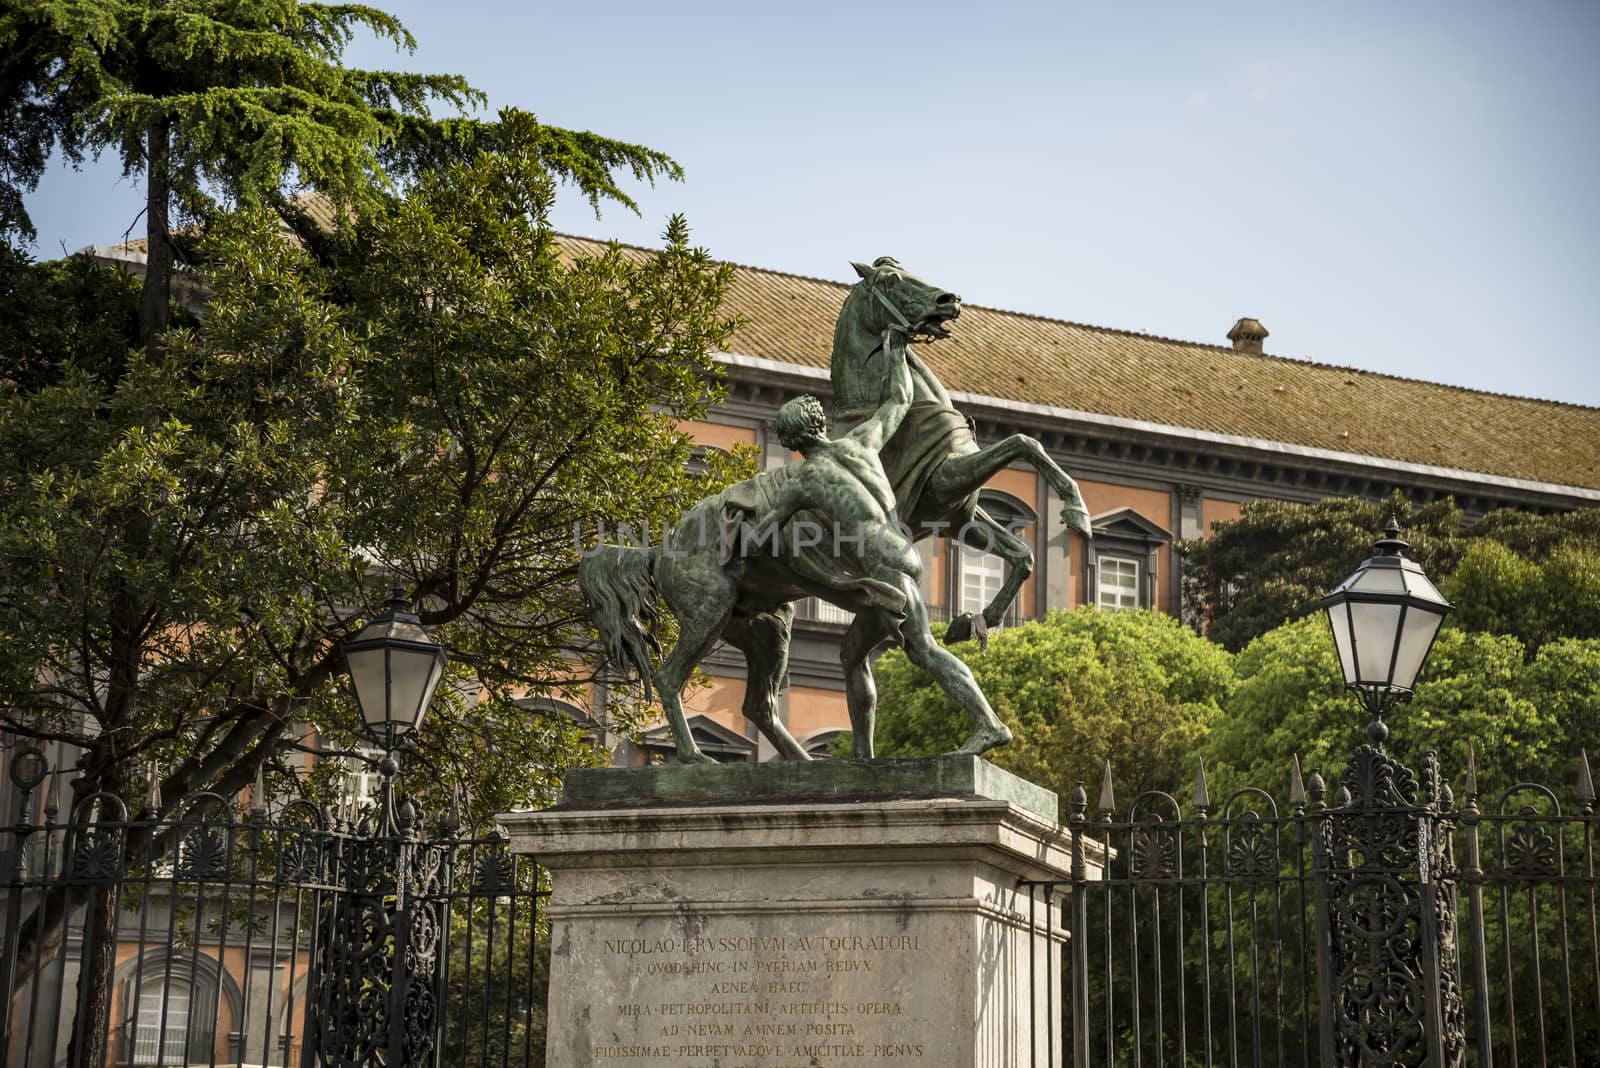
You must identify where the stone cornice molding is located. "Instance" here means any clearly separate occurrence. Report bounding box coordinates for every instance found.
[715,351,1598,512]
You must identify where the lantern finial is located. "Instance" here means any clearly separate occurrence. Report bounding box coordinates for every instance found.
[1374,515,1409,557]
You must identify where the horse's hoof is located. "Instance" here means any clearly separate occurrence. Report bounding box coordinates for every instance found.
[1062,506,1093,541]
[944,613,975,644]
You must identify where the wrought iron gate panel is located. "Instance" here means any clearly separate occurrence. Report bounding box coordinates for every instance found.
[1028,749,1600,1068]
[1044,770,1323,1068]
[308,820,449,1068]
[0,755,549,1068]
[1456,768,1600,1068]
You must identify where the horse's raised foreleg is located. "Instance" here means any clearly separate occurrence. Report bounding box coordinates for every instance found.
[839,614,889,759]
[945,507,1033,646]
[930,434,1092,539]
[724,605,811,761]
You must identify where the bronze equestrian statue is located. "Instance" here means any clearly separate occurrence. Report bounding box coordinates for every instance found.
[579,258,1092,763]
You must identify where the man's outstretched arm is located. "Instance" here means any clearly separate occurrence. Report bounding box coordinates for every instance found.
[849,333,913,452]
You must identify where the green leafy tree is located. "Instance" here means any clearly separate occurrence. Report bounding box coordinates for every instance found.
[1177,491,1464,653]
[1443,540,1600,654]
[0,139,746,1042]
[0,0,677,351]
[1181,493,1600,654]
[868,608,1235,804]
[2,6,711,1047]
[1208,615,1598,802]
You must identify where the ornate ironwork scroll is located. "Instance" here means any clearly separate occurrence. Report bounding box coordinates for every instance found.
[1316,745,1466,1068]
[311,815,449,1068]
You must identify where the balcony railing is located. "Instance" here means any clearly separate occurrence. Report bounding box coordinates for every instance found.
[794,599,1019,628]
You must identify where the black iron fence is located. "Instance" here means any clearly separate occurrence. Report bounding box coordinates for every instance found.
[13,738,1598,1068]
[0,755,546,1068]
[1026,744,1600,1067]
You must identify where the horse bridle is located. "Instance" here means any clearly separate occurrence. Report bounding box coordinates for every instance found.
[866,281,915,334]
[861,277,918,363]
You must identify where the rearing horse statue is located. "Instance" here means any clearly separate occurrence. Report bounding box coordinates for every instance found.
[578,256,1092,764]
[829,256,1093,645]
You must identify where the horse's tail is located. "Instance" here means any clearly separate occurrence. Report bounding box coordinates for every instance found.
[578,544,662,701]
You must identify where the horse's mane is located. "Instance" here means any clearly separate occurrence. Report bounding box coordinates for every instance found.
[830,281,874,368]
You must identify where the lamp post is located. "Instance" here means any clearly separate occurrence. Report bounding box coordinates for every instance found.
[1321,516,1452,747]
[341,581,448,821]
[338,581,447,1068]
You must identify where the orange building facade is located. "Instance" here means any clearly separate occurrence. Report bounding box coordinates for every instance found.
[570,242,1600,765]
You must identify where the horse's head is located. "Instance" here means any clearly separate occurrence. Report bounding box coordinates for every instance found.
[848,257,961,342]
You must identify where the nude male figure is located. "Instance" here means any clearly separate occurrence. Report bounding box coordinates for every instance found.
[749,336,1012,757]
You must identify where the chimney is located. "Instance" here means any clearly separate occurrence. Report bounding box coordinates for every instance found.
[1227,317,1269,355]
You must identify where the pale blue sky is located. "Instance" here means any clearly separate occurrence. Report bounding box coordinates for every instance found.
[22,1,1600,406]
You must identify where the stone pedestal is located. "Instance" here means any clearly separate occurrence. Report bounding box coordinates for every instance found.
[500,756,1075,1068]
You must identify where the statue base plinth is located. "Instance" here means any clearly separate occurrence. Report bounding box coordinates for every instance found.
[557,752,1058,821]
[501,760,1071,1068]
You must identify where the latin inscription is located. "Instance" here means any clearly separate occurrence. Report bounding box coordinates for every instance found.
[589,930,931,1065]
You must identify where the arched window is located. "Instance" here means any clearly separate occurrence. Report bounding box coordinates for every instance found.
[952,491,1035,627]
[133,980,192,1065]
[112,950,239,1067]
[801,730,847,760]
[686,443,729,478]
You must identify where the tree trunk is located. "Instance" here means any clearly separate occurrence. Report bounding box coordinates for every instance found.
[140,119,173,358]
[57,764,126,1068]
[63,882,118,1068]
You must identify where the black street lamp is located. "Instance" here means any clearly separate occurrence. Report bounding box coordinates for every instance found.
[1321,516,1452,746]
[342,581,448,776]
[339,582,447,1068]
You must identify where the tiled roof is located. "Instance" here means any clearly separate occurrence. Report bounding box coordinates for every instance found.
[110,194,346,254]
[556,235,1600,493]
[97,210,1600,492]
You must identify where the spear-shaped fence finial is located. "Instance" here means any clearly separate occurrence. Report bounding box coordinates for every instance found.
[1578,749,1596,814]
[1289,755,1306,808]
[1193,756,1211,812]
[1097,760,1116,817]
[251,762,268,817]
